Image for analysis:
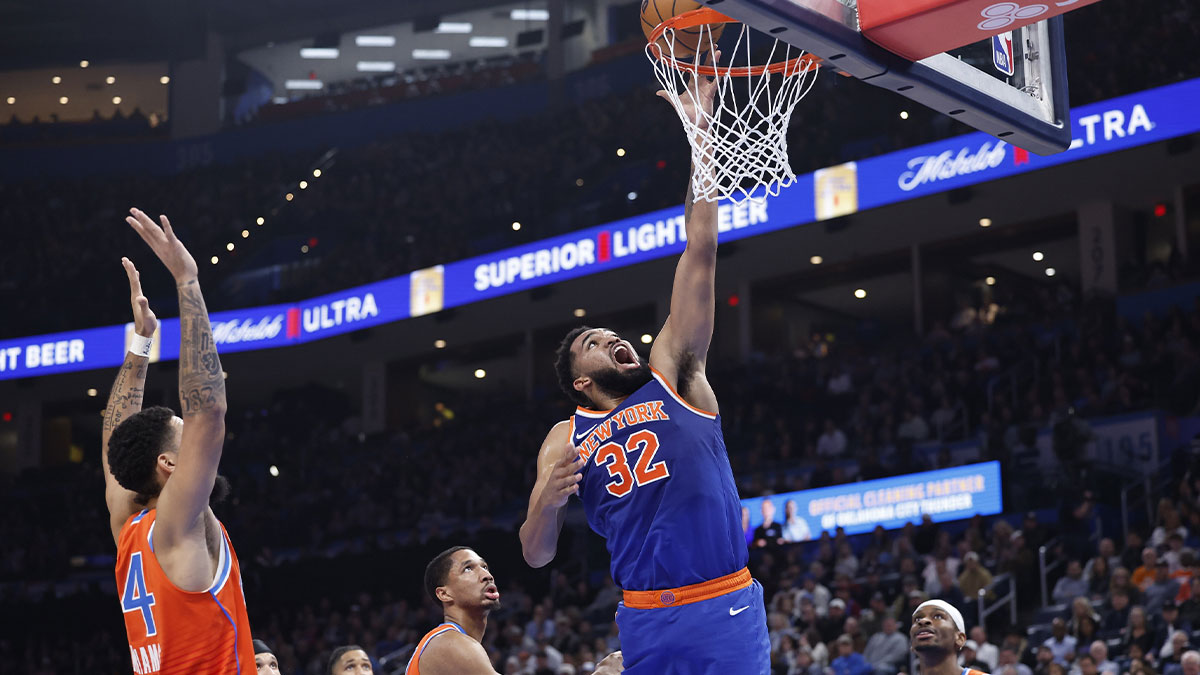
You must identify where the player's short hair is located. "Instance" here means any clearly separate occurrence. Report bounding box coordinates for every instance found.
[554,326,594,407]
[424,546,472,607]
[253,639,273,655]
[107,406,176,505]
[327,645,365,674]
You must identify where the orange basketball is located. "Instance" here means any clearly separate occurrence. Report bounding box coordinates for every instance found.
[640,0,726,61]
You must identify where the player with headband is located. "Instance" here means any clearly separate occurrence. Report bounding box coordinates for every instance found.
[911,599,990,675]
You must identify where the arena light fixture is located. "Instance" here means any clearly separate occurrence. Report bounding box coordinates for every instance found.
[58,96,68,104]
[312,169,322,178]
[226,242,235,251]
[616,147,626,157]
[1045,267,1056,277]
[269,465,280,477]
[5,97,13,105]
[979,217,992,227]
[285,80,323,90]
[810,255,823,265]
[469,36,509,48]
[1032,251,1044,261]
[986,276,996,285]
[573,308,586,318]
[511,221,521,231]
[299,180,308,190]
[241,230,250,239]
[300,47,339,59]
[256,216,265,225]
[575,178,584,187]
[52,76,61,84]
[112,96,122,104]
[627,192,638,201]
[356,61,396,72]
[435,22,473,34]
[355,35,396,47]
[301,245,309,253]
[210,256,219,265]
[474,368,487,379]
[511,8,550,21]
[87,388,97,397]
[412,49,452,60]
[159,76,170,85]
[79,60,89,68]
[640,334,653,344]
[106,76,115,84]
[434,339,447,349]
[900,110,909,120]
[854,288,867,299]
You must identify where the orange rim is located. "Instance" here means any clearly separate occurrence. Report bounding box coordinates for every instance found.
[647,7,822,77]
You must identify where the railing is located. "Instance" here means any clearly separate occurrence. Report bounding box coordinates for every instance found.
[1038,515,1103,607]
[1117,456,1174,543]
[978,572,1018,627]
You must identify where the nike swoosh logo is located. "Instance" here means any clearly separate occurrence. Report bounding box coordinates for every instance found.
[575,431,590,442]
[729,606,750,616]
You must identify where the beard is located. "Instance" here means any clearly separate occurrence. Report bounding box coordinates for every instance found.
[210,474,232,506]
[588,361,653,403]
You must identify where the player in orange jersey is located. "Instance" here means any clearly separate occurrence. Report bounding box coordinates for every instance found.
[103,208,254,674]
[911,599,990,675]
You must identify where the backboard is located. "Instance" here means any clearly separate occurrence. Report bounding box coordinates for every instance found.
[707,0,1072,154]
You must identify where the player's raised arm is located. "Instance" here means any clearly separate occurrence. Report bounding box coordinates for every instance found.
[100,257,158,543]
[649,55,721,412]
[520,421,586,567]
[125,208,227,547]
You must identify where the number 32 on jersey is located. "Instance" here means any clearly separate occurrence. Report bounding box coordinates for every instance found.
[594,430,670,497]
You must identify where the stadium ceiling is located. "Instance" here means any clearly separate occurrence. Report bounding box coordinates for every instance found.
[0,0,530,70]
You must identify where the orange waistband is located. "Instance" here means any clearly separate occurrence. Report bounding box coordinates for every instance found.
[622,567,752,610]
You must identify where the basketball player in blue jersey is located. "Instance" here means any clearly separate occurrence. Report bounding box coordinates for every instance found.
[911,599,991,675]
[520,55,770,674]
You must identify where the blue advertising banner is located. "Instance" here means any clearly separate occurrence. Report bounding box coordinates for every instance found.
[5,76,1200,380]
[741,461,1003,540]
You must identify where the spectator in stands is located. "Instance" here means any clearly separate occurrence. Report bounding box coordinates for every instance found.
[1147,561,1183,611]
[1069,597,1101,638]
[1044,619,1078,667]
[1054,561,1090,605]
[803,628,831,669]
[959,551,994,602]
[822,599,850,644]
[863,616,908,675]
[802,572,832,616]
[1112,567,1144,605]
[998,645,1035,675]
[1071,654,1098,675]
[1124,606,1156,659]
[1152,504,1189,549]
[817,419,848,458]
[831,633,872,675]
[1035,644,1057,674]
[1086,539,1121,577]
[1157,603,1194,659]
[970,626,1000,671]
[1085,555,1112,600]
[1086,641,1120,675]
[1164,534,1188,573]
[1165,650,1200,675]
[782,499,813,542]
[754,498,785,548]
[1022,512,1053,554]
[1123,532,1149,572]
[1181,578,1200,626]
[1135,548,1160,590]
[962,640,991,672]
[897,407,930,442]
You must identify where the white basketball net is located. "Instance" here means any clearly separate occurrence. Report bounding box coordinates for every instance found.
[647,22,819,204]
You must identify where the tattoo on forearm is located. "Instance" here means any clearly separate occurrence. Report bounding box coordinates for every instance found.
[177,283,226,416]
[103,358,147,435]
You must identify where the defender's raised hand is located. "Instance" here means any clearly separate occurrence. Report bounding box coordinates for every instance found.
[121,257,157,338]
[125,208,198,283]
[656,49,721,132]
[539,436,587,509]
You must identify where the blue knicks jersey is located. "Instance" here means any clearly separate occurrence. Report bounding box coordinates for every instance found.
[571,368,746,591]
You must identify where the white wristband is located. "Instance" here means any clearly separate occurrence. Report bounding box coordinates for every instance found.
[129,334,153,357]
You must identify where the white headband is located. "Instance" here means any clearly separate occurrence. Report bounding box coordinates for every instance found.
[915,599,966,634]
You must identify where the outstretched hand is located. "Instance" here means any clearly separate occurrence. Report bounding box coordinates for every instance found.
[121,257,157,338]
[539,435,587,509]
[125,208,198,284]
[656,49,721,132]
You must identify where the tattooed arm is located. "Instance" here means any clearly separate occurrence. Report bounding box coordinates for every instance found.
[101,258,157,543]
[125,208,227,550]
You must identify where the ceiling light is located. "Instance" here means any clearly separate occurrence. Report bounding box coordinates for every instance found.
[79,60,89,68]
[52,76,61,84]
[256,217,265,225]
[573,308,586,317]
[627,192,638,201]
[300,47,339,59]
[301,245,309,253]
[985,276,996,286]
[469,36,509,48]
[640,334,653,344]
[412,49,452,60]
[112,96,122,104]
[226,242,235,251]
[106,76,115,84]
[211,256,219,264]
[5,97,13,105]
[159,76,170,85]
[575,178,584,186]
[356,61,396,72]
[434,339,447,349]
[58,96,68,104]
[979,217,992,227]
[474,368,487,379]
[1032,251,1044,261]
[900,110,909,119]
[436,22,473,34]
[299,180,308,189]
[87,388,97,397]
[616,148,626,157]
[511,8,550,20]
[312,169,322,178]
[285,193,294,201]
[241,230,250,238]
[512,222,521,231]
[269,465,279,477]
[355,35,396,47]
[854,288,867,299]
[285,80,323,90]
[1045,267,1056,277]
[810,255,823,265]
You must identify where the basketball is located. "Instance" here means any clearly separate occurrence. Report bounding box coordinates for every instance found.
[641,0,726,61]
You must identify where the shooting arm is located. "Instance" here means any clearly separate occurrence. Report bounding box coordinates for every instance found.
[101,352,150,540]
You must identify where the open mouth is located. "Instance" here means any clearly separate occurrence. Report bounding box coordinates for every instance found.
[484,585,500,600]
[612,343,638,368]
[913,630,935,640]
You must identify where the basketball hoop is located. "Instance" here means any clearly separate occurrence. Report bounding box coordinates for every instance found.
[646,8,821,204]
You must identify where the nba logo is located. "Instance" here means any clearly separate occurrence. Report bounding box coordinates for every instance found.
[992,32,1015,77]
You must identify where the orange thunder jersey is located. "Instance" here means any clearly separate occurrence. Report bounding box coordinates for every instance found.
[115,509,255,675]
